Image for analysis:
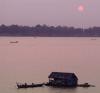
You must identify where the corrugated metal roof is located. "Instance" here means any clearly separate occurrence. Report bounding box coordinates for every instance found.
[48,72,78,80]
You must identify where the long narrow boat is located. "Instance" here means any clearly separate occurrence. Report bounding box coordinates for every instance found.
[16,83,44,88]
[77,83,95,87]
[10,41,19,43]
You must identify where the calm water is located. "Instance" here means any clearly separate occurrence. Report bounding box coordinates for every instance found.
[0,37,100,93]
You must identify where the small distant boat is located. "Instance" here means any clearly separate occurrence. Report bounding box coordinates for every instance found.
[10,41,18,43]
[16,83,44,89]
[77,83,95,87]
[91,38,96,40]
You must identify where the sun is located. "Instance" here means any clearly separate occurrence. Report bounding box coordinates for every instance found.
[78,5,85,12]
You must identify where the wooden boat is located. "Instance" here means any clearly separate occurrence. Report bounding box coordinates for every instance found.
[10,41,18,43]
[16,83,44,88]
[77,83,95,87]
[91,38,96,40]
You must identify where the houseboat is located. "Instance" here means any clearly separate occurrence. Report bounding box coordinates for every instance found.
[46,72,78,87]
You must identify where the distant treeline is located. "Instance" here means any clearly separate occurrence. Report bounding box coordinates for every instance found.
[0,24,100,37]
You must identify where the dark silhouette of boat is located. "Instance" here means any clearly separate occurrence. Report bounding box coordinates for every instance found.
[77,83,95,87]
[16,72,95,89]
[10,41,18,43]
[16,83,44,88]
[45,72,78,87]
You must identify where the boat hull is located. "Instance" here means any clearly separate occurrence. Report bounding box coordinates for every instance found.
[17,83,44,88]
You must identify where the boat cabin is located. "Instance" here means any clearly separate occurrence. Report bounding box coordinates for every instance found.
[48,72,78,87]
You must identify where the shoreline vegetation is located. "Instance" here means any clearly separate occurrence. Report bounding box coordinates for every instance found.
[0,24,100,37]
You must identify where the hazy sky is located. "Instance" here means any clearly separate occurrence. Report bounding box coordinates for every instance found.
[0,0,100,27]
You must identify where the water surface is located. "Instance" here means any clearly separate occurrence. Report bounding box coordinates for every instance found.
[0,37,99,93]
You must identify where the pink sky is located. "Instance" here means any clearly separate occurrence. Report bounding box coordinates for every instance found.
[0,0,100,27]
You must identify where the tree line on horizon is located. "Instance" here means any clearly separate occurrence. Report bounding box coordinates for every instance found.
[0,24,100,37]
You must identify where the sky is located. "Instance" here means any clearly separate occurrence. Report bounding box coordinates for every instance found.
[0,0,100,28]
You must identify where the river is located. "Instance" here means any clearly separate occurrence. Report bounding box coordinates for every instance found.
[0,37,99,93]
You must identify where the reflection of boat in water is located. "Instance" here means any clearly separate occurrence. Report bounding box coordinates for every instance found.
[10,41,18,43]
[16,83,44,89]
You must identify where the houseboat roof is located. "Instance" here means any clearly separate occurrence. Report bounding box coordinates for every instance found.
[48,72,78,80]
